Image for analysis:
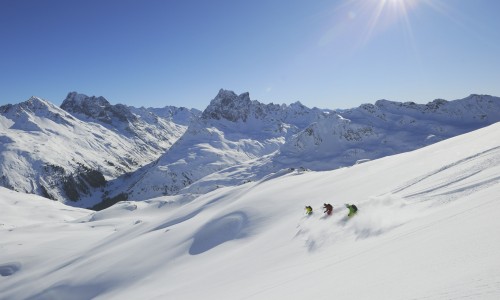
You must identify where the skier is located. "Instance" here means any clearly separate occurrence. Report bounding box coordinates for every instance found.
[305,206,313,215]
[345,204,358,217]
[323,203,333,216]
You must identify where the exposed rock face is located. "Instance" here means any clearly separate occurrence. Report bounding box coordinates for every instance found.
[61,92,139,125]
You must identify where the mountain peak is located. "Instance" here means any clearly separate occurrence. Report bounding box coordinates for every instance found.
[27,95,46,103]
[201,89,254,122]
[215,89,237,100]
[62,92,111,109]
[61,92,136,124]
[0,96,60,116]
[22,96,54,109]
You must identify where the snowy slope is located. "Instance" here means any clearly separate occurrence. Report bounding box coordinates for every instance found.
[1,123,499,299]
[0,95,188,205]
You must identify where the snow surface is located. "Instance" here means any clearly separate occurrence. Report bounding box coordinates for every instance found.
[1,122,499,299]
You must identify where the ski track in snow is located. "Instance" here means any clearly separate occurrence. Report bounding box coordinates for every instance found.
[392,146,500,203]
[294,194,425,253]
[244,194,500,300]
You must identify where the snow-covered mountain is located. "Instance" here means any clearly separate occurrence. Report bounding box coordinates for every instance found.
[1,122,499,299]
[1,90,499,208]
[135,105,201,127]
[116,91,500,203]
[117,89,331,201]
[0,94,193,204]
[277,94,500,170]
[61,92,189,156]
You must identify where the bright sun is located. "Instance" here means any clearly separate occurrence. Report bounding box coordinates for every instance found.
[320,0,428,49]
[376,0,418,20]
[363,0,420,41]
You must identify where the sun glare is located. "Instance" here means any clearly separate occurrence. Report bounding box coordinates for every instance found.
[347,0,421,48]
[368,0,418,32]
[320,0,453,53]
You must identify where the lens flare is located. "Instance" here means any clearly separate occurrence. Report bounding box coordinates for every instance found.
[364,0,418,43]
[318,0,427,51]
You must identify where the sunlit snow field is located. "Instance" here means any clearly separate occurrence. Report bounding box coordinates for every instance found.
[1,123,499,299]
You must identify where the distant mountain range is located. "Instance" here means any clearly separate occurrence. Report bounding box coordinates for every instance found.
[0,93,199,206]
[1,90,499,208]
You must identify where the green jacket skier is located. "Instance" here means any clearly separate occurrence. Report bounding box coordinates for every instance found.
[345,204,358,217]
[305,206,313,215]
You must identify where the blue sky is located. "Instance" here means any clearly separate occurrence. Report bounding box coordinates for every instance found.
[1,0,499,109]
